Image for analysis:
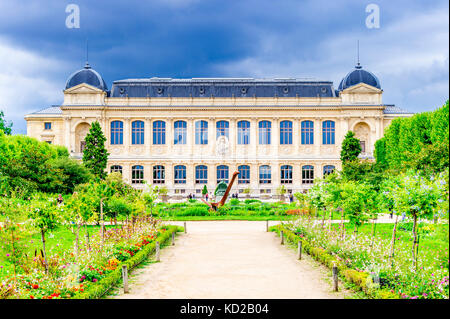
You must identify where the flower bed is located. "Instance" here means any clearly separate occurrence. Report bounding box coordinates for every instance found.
[0,220,181,299]
[271,219,449,299]
[271,223,399,299]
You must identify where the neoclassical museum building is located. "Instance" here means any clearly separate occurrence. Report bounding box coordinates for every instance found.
[25,61,412,197]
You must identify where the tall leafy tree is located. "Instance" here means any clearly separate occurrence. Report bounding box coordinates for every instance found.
[340,130,362,162]
[82,121,109,179]
[0,110,12,135]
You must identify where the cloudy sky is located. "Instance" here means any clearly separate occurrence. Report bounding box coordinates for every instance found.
[0,0,448,134]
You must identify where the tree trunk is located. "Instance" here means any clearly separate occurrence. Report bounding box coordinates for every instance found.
[412,214,418,267]
[353,224,358,237]
[85,224,90,251]
[10,226,17,288]
[321,208,326,228]
[340,209,345,239]
[100,198,104,249]
[370,218,377,250]
[40,230,48,274]
[328,209,333,232]
[389,214,399,267]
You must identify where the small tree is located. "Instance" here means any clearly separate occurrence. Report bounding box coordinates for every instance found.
[82,121,109,179]
[28,198,60,274]
[0,110,12,135]
[392,171,445,269]
[340,130,362,163]
[202,185,208,197]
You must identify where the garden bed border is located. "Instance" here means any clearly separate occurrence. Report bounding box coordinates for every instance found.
[73,225,182,299]
[270,224,399,299]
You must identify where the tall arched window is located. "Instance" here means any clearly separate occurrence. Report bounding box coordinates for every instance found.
[110,121,123,145]
[258,121,271,144]
[301,121,314,145]
[216,120,229,139]
[131,165,144,184]
[110,165,123,174]
[259,165,271,184]
[153,121,166,144]
[217,165,229,183]
[174,120,187,145]
[195,165,208,184]
[322,120,335,145]
[280,165,293,184]
[195,120,208,145]
[131,120,145,145]
[174,165,186,184]
[280,120,293,145]
[238,165,250,184]
[323,165,335,176]
[302,165,314,184]
[153,165,165,184]
[237,121,250,145]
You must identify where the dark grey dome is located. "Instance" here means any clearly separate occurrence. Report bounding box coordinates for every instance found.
[65,62,108,91]
[338,63,381,91]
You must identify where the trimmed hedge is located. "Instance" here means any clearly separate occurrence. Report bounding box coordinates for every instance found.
[270,224,398,299]
[73,225,182,299]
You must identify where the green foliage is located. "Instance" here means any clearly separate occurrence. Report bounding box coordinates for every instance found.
[202,185,208,195]
[82,122,109,179]
[340,131,362,162]
[375,101,449,173]
[0,134,88,197]
[107,197,132,219]
[0,111,12,135]
[46,157,92,194]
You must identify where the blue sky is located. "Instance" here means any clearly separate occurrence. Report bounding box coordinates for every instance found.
[0,0,448,134]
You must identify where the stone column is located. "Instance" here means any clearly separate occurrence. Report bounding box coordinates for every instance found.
[271,117,279,154]
[165,163,174,192]
[145,117,151,156]
[186,162,195,194]
[314,117,321,156]
[250,163,259,196]
[271,162,280,196]
[64,116,72,153]
[188,117,195,156]
[230,117,237,158]
[124,117,131,156]
[293,117,300,157]
[250,117,257,160]
[208,117,215,156]
[166,117,173,148]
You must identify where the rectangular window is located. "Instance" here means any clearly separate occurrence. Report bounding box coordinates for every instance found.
[301,121,314,144]
[44,122,52,130]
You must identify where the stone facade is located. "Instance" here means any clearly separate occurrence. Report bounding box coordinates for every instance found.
[25,65,412,198]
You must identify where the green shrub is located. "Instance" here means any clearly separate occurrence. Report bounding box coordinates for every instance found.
[179,207,209,216]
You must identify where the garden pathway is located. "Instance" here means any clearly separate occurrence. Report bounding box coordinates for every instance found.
[114,221,346,299]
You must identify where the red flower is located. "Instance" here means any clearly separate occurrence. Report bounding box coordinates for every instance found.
[32,284,39,289]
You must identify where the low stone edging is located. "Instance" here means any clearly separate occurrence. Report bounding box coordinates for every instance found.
[270,224,399,299]
[73,225,182,299]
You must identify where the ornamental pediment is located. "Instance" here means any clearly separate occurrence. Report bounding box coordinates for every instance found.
[340,82,382,94]
[64,83,105,94]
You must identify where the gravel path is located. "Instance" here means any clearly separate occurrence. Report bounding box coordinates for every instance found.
[114,221,346,299]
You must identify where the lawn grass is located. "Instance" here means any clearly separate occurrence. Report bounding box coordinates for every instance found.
[155,215,299,221]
